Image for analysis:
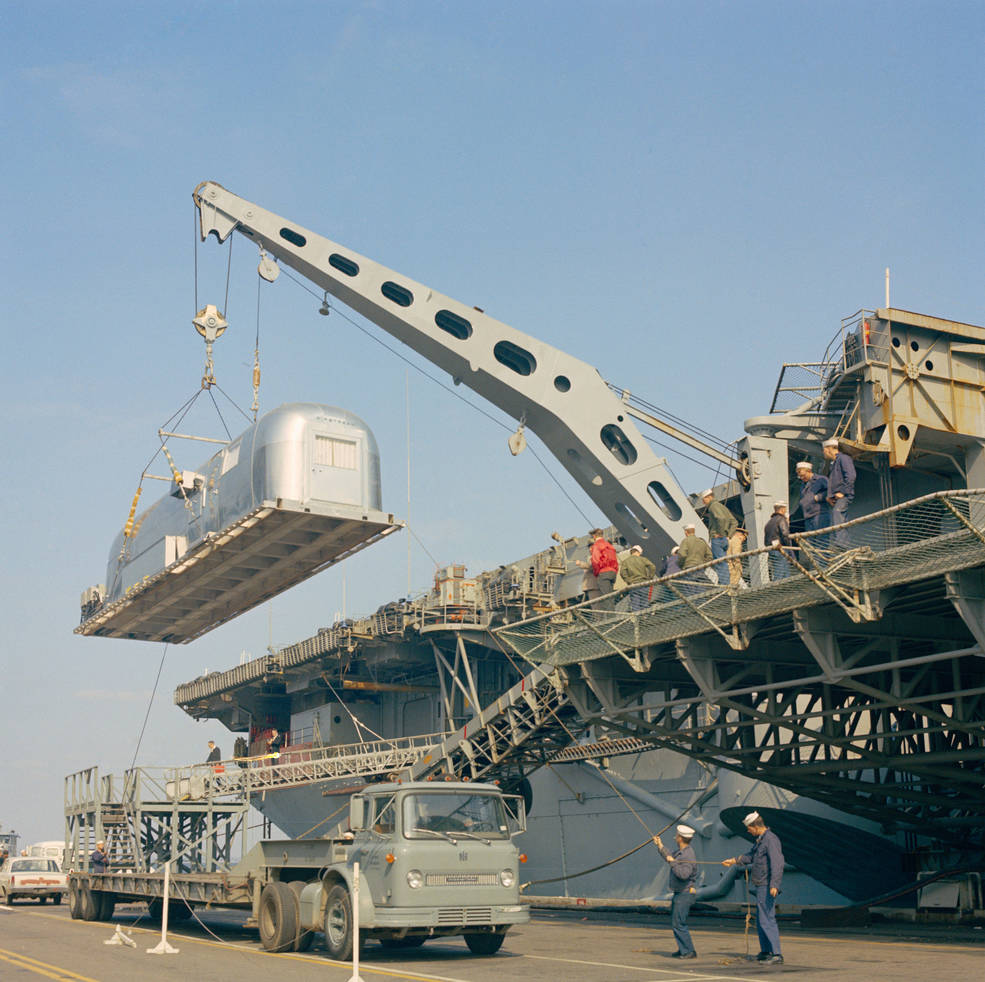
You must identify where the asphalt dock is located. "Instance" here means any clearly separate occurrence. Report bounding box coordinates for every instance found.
[0,902,980,982]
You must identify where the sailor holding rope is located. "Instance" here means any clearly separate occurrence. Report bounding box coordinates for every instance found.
[654,825,699,959]
[722,811,785,964]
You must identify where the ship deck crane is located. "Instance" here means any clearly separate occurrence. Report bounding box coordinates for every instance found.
[193,181,741,560]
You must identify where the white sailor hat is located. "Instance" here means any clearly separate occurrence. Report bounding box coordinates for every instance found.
[677,824,695,838]
[773,501,787,509]
[700,488,714,498]
[630,544,643,554]
[684,523,696,531]
[795,461,813,471]
[743,811,761,826]
[823,437,840,448]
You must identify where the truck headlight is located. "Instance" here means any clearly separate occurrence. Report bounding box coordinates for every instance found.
[499,868,515,887]
[406,869,424,889]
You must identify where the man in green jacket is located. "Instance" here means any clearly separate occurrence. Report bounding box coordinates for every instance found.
[621,544,656,610]
[702,490,737,584]
[678,524,714,593]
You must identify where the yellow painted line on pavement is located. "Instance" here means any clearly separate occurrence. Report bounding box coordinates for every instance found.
[15,908,475,982]
[0,946,102,982]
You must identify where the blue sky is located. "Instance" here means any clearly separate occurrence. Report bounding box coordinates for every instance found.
[1,0,981,842]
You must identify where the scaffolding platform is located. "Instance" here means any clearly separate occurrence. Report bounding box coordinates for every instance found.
[76,499,402,644]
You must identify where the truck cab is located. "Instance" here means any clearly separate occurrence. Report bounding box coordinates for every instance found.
[278,781,529,958]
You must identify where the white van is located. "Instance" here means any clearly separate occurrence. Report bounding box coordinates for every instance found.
[27,842,65,869]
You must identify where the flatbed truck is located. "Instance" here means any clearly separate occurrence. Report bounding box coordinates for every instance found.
[67,780,528,958]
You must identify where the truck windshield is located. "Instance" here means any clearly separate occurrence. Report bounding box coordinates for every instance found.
[403,792,509,840]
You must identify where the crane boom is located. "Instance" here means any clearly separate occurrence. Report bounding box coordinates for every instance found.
[193,181,702,558]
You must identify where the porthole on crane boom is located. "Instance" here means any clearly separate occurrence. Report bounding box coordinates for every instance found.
[76,403,403,644]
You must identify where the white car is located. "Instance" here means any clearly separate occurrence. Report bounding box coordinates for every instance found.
[0,857,67,904]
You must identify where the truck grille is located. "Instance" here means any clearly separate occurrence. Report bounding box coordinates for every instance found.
[425,872,498,887]
[437,907,493,925]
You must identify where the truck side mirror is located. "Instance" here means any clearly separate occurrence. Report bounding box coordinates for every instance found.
[503,794,527,836]
[349,796,367,831]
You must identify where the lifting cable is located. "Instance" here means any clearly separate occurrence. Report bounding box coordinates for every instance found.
[112,231,257,586]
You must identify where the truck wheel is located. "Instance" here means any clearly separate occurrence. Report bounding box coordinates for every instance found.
[147,898,163,920]
[52,893,63,906]
[68,882,84,919]
[464,931,506,955]
[322,883,354,961]
[287,881,314,952]
[80,885,100,921]
[97,892,116,921]
[259,882,297,953]
[39,895,47,904]
[169,899,193,922]
[0,888,11,906]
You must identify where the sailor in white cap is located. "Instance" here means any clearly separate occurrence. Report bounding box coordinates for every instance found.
[822,438,857,548]
[796,461,830,535]
[701,489,737,584]
[654,823,699,958]
[722,811,785,964]
[763,501,793,581]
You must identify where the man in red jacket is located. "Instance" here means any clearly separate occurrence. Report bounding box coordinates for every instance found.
[576,528,619,610]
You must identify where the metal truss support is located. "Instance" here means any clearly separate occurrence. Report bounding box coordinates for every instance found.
[946,568,985,651]
[675,636,721,701]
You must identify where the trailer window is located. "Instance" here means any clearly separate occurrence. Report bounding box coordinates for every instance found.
[404,792,509,839]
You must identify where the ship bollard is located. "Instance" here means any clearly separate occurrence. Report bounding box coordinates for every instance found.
[347,861,364,982]
[147,861,179,954]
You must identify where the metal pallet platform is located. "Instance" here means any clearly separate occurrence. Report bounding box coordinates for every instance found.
[76,500,401,643]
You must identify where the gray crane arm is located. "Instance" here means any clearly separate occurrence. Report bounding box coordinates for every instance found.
[192,181,701,557]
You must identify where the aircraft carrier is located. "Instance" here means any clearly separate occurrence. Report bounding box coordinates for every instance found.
[76,182,985,916]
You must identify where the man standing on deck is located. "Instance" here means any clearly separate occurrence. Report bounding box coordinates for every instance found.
[823,438,856,548]
[206,740,221,764]
[796,462,829,532]
[763,502,793,580]
[722,812,784,964]
[621,544,656,610]
[655,825,699,959]
[575,529,619,610]
[90,841,108,873]
[702,489,737,583]
[678,525,715,593]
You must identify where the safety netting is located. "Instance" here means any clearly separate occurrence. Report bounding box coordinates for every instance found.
[495,489,985,667]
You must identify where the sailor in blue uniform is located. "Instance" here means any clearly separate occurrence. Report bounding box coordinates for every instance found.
[722,811,785,964]
[823,438,857,548]
[655,824,699,959]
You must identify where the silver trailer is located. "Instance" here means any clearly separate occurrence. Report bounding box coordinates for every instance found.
[77,403,402,643]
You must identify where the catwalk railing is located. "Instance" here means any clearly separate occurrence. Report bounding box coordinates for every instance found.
[495,489,985,666]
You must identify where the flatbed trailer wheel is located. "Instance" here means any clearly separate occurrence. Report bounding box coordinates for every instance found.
[287,881,315,952]
[80,884,100,921]
[68,882,83,919]
[464,930,506,955]
[259,882,297,953]
[97,892,116,921]
[322,883,354,961]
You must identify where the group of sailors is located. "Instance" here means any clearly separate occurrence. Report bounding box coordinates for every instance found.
[578,438,858,605]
